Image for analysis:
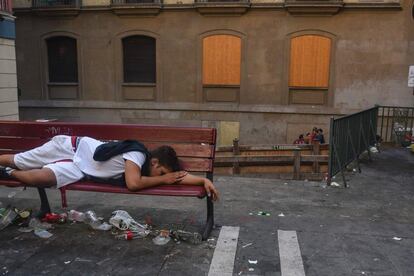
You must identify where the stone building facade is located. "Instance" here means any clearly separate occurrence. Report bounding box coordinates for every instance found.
[12,0,414,145]
[0,0,18,120]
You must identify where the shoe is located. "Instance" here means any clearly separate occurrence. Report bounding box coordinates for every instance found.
[0,167,12,179]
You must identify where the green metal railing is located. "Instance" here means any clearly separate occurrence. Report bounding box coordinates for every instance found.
[328,106,378,187]
[378,106,414,145]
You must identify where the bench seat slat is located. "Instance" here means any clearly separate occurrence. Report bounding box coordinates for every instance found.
[0,180,206,197]
[0,122,216,144]
[63,183,206,197]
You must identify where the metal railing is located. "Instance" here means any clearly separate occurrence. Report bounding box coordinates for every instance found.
[328,106,378,187]
[0,0,12,13]
[378,106,414,145]
[32,0,80,8]
[111,0,161,4]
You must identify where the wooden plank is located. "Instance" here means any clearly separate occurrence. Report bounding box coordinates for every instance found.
[0,138,214,159]
[180,157,213,172]
[203,35,241,85]
[145,143,214,158]
[0,137,50,151]
[289,35,331,88]
[64,183,206,197]
[0,121,216,144]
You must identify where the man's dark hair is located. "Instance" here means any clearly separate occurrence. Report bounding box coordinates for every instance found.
[150,146,181,172]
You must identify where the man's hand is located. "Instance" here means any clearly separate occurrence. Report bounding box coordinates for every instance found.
[204,180,219,201]
[161,171,188,185]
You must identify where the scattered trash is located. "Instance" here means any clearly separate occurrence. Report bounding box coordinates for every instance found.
[248,268,254,272]
[64,261,71,265]
[17,227,33,233]
[29,218,52,230]
[370,146,379,153]
[392,237,402,241]
[34,229,53,239]
[284,182,288,185]
[74,258,92,263]
[257,211,270,216]
[153,230,171,245]
[373,258,380,262]
[0,207,17,230]
[249,213,253,216]
[109,210,149,236]
[330,182,341,187]
[278,213,285,217]
[79,210,112,231]
[42,213,67,224]
[115,230,145,240]
[361,272,366,275]
[7,192,16,199]
[207,238,215,242]
[242,242,253,248]
[352,168,357,172]
[238,271,242,275]
[68,210,86,222]
[170,230,202,245]
[248,260,258,264]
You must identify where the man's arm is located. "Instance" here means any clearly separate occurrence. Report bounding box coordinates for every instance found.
[178,174,219,201]
[124,160,187,191]
[124,160,219,201]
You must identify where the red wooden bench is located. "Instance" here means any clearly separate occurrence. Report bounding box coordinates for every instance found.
[0,121,216,240]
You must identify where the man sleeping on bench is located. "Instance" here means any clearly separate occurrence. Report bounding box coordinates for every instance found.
[0,135,219,201]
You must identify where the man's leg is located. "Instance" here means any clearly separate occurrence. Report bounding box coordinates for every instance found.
[10,168,56,187]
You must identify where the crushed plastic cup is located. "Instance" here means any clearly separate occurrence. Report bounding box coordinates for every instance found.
[153,230,171,245]
[34,229,53,239]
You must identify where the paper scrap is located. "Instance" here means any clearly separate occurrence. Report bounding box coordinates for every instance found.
[242,242,253,248]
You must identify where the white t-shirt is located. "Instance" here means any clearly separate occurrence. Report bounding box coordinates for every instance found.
[73,137,146,178]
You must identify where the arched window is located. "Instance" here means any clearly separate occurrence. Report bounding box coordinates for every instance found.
[122,35,156,84]
[289,35,331,88]
[202,34,241,86]
[46,36,78,83]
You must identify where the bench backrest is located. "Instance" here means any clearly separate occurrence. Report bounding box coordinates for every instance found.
[0,121,217,174]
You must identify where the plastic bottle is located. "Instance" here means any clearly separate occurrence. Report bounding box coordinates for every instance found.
[84,210,101,229]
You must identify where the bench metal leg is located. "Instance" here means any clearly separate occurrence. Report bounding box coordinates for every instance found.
[202,195,214,241]
[36,188,51,218]
[60,188,68,209]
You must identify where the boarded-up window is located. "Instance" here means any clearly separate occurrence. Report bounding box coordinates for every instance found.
[289,35,331,88]
[203,35,241,86]
[123,35,156,83]
[47,36,78,83]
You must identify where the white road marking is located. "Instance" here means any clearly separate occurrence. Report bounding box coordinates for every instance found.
[278,230,306,276]
[208,226,240,276]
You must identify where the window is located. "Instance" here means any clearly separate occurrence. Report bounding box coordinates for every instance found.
[122,35,156,84]
[46,36,78,83]
[289,35,331,88]
[202,34,241,86]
